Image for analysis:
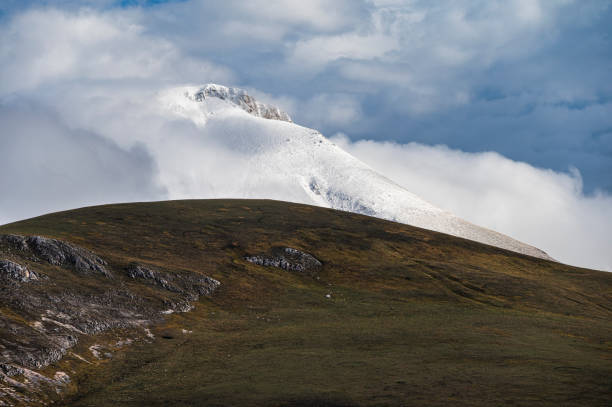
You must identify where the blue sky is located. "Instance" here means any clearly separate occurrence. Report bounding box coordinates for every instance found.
[1,1,611,269]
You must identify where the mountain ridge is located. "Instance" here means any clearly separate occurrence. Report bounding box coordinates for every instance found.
[158,85,552,261]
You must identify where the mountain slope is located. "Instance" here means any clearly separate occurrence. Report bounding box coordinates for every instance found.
[158,84,552,260]
[0,200,610,406]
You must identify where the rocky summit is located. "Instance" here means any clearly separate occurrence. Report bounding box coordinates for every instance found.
[194,84,293,122]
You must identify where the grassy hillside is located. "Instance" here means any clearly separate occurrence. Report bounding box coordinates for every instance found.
[1,199,611,406]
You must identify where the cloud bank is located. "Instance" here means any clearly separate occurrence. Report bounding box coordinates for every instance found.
[1,2,610,193]
[332,135,612,271]
[0,103,163,224]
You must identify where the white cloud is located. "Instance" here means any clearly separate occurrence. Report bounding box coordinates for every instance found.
[0,103,164,224]
[299,93,363,128]
[0,7,233,95]
[290,33,399,70]
[280,0,578,111]
[332,134,612,271]
[234,0,360,31]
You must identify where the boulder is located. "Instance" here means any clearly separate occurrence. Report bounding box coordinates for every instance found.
[245,247,321,272]
[0,260,38,282]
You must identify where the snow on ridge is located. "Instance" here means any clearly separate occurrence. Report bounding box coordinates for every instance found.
[194,84,292,123]
[157,85,554,262]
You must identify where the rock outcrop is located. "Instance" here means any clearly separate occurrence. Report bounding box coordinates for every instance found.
[0,363,71,406]
[0,260,38,282]
[246,247,322,273]
[0,235,221,406]
[127,263,221,296]
[0,234,110,276]
[194,84,293,122]
[127,264,180,292]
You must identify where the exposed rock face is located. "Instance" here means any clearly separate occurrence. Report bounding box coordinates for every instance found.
[127,264,179,292]
[127,263,220,296]
[0,363,71,406]
[246,247,322,273]
[0,235,221,406]
[194,84,293,122]
[0,260,38,282]
[1,289,147,371]
[0,234,109,277]
[193,275,221,296]
[0,363,24,377]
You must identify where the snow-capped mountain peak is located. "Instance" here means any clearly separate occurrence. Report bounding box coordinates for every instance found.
[195,84,292,122]
[157,84,553,261]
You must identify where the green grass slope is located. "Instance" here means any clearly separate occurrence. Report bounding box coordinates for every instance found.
[1,199,611,406]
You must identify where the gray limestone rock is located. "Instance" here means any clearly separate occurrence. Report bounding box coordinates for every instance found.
[0,235,221,405]
[0,260,38,282]
[127,263,220,296]
[0,235,110,277]
[126,264,180,292]
[245,247,322,273]
[0,363,24,377]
